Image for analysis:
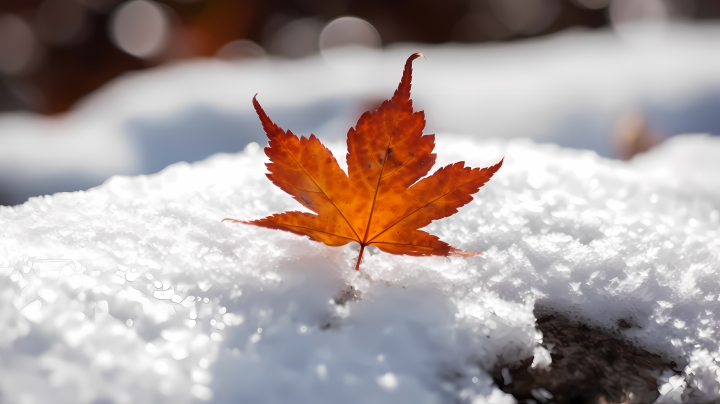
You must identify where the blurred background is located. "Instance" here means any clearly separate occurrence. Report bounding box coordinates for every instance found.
[1,0,720,205]
[2,0,719,114]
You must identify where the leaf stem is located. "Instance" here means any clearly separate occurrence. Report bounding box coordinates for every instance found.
[355,244,365,271]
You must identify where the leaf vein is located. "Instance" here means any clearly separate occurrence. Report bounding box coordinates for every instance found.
[274,136,360,241]
[367,175,483,243]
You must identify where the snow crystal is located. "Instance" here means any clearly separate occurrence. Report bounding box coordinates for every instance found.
[1,132,719,403]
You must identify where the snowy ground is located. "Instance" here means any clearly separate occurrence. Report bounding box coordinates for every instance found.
[1,130,719,403]
[3,24,720,205]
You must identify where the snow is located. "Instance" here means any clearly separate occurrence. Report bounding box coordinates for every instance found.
[4,23,720,204]
[1,129,719,403]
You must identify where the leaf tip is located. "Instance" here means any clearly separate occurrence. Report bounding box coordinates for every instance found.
[395,53,425,101]
[492,157,505,173]
[252,94,269,122]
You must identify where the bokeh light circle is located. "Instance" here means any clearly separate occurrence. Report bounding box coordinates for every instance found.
[319,17,381,51]
[109,0,170,59]
[609,0,670,46]
[216,40,266,61]
[319,17,382,71]
[0,14,36,75]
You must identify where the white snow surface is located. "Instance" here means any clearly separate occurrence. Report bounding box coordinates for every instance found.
[1,132,719,403]
[3,23,720,204]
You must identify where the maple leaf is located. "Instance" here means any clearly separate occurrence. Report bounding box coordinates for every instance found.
[224,53,503,271]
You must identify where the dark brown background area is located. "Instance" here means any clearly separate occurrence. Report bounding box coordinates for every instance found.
[1,0,719,115]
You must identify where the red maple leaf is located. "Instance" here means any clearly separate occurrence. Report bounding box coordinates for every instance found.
[225,53,503,270]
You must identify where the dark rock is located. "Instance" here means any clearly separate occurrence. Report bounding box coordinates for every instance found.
[493,309,677,404]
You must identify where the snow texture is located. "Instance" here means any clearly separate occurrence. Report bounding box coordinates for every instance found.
[3,23,720,204]
[1,131,719,403]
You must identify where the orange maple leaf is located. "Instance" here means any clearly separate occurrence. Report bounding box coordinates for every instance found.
[224,53,503,271]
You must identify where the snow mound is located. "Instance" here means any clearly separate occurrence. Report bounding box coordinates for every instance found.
[1,133,719,403]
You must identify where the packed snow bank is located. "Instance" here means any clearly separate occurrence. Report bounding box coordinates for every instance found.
[1,133,719,403]
[4,24,720,204]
